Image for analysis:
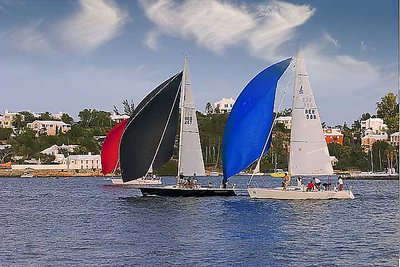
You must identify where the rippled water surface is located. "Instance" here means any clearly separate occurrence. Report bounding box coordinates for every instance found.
[0,177,398,266]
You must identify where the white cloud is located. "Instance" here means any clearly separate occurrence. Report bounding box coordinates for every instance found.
[59,0,128,53]
[7,20,50,53]
[145,30,160,50]
[361,40,367,51]
[140,0,314,60]
[323,33,340,48]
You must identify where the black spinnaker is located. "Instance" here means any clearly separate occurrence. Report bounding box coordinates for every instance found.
[120,72,183,182]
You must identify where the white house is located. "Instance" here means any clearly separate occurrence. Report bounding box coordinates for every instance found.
[0,110,19,128]
[41,144,79,163]
[110,113,130,123]
[275,116,292,130]
[213,98,235,113]
[390,132,399,147]
[361,118,387,135]
[360,118,388,152]
[65,153,101,170]
[27,120,71,136]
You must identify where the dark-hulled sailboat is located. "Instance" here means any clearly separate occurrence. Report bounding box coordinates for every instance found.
[120,57,236,197]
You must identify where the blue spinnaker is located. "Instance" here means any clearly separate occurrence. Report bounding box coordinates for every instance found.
[222,58,291,183]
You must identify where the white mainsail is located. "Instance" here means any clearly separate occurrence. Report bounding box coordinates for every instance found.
[178,56,206,176]
[289,50,333,176]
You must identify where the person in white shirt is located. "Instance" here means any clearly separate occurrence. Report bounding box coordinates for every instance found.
[338,177,344,191]
[314,177,321,190]
[297,176,303,187]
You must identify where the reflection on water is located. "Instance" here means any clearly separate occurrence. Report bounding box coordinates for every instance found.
[0,177,398,266]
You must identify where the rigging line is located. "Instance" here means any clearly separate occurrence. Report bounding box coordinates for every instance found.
[111,158,120,178]
[145,75,182,179]
[248,60,294,186]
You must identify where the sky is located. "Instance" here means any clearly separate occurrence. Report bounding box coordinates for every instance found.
[0,0,398,126]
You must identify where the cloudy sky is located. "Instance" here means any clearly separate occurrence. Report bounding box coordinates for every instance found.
[0,0,397,125]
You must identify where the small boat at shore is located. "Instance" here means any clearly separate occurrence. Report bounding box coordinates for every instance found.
[268,169,285,178]
[21,173,34,178]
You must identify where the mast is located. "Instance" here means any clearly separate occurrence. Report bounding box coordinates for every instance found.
[177,56,186,177]
[287,53,299,181]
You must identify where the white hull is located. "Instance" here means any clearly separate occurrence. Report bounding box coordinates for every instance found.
[248,187,354,200]
[111,177,162,185]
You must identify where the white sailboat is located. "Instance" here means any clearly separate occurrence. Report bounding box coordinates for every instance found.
[110,165,162,185]
[177,56,206,177]
[131,56,235,197]
[248,50,354,200]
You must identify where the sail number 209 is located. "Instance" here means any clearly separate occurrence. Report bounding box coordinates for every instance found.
[184,116,193,125]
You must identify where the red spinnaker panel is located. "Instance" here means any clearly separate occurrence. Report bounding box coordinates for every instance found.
[101,119,128,175]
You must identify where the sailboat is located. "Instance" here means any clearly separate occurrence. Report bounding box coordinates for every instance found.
[223,51,354,200]
[101,119,161,185]
[122,56,236,197]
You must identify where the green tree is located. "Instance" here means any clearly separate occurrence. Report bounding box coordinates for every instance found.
[78,109,112,128]
[39,112,54,121]
[61,113,74,124]
[38,153,56,164]
[12,114,24,130]
[113,99,135,116]
[0,128,13,140]
[122,99,135,116]
[0,147,12,163]
[376,92,398,134]
[19,111,35,125]
[205,102,213,114]
[214,104,220,114]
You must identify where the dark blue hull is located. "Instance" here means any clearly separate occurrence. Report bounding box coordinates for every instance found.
[139,187,237,197]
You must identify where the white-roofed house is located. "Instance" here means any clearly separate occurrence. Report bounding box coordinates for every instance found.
[275,116,292,130]
[110,113,130,123]
[65,153,101,170]
[213,98,235,114]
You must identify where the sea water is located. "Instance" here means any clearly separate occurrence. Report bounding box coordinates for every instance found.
[0,177,398,266]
